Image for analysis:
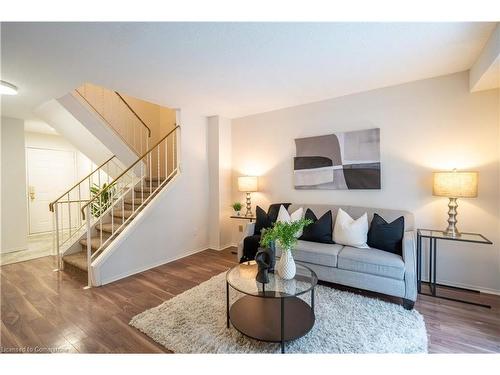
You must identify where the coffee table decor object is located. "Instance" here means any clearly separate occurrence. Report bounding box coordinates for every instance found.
[226,260,317,353]
[255,248,273,283]
[260,219,313,280]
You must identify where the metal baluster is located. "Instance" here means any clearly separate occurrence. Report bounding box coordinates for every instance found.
[165,136,168,182]
[176,127,181,172]
[157,144,160,189]
[78,185,82,228]
[111,186,114,237]
[141,156,144,206]
[122,191,125,225]
[132,170,135,214]
[84,205,92,289]
[149,150,152,197]
[67,193,72,238]
[61,199,64,243]
[54,204,61,270]
[99,212,103,249]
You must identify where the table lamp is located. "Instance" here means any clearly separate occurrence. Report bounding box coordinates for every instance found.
[433,169,478,237]
[238,176,258,217]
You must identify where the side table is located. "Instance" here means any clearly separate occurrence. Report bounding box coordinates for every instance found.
[230,215,257,254]
[417,229,493,308]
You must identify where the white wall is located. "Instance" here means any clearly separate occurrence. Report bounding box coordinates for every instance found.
[93,108,211,285]
[1,117,28,253]
[207,116,233,250]
[231,71,500,294]
[35,97,115,166]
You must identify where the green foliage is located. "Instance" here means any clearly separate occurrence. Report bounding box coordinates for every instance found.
[90,182,116,218]
[260,218,313,251]
[232,202,243,211]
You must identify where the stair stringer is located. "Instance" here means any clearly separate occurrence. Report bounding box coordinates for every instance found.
[90,172,204,286]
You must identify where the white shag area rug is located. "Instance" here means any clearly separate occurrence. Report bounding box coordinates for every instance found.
[130,272,428,353]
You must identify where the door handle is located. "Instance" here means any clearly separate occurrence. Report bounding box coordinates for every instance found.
[29,185,35,201]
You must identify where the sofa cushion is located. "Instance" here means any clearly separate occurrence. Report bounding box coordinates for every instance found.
[337,246,405,280]
[278,240,343,267]
[367,213,404,255]
[299,209,334,244]
[254,203,291,235]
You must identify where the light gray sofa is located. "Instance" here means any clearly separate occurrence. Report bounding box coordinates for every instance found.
[237,204,417,309]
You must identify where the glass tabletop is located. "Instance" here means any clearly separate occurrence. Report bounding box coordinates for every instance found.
[226,261,318,298]
[417,229,492,244]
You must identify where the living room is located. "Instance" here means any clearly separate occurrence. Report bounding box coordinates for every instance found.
[1,1,499,374]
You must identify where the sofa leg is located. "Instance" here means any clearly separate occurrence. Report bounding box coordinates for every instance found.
[402,299,415,310]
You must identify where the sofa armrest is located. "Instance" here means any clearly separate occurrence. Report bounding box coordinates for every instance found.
[402,230,417,301]
[237,222,256,261]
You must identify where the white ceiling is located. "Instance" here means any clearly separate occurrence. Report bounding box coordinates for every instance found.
[0,22,496,120]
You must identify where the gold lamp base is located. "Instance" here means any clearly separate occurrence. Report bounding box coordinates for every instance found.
[244,192,253,217]
[443,197,460,238]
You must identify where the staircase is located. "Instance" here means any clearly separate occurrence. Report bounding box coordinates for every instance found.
[62,175,173,273]
[49,85,180,288]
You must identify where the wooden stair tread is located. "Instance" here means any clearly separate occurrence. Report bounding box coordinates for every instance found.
[134,185,158,193]
[96,222,125,234]
[79,236,110,250]
[112,209,134,218]
[124,197,147,205]
[63,251,88,271]
[144,177,166,183]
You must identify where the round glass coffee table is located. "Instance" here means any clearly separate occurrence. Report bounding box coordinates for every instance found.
[226,261,317,353]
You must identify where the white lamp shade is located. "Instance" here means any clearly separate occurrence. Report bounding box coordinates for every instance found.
[238,176,258,192]
[433,170,478,198]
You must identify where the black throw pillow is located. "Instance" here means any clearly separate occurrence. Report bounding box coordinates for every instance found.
[253,203,291,235]
[254,206,272,235]
[299,209,334,244]
[267,202,291,223]
[367,214,405,255]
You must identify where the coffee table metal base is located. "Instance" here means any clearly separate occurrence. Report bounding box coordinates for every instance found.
[228,294,315,353]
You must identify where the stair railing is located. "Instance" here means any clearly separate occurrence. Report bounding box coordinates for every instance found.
[75,83,152,156]
[49,155,124,270]
[80,125,180,287]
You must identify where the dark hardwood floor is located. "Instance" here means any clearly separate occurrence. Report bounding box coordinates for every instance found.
[1,248,499,353]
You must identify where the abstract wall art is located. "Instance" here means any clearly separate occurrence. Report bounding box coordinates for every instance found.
[294,128,380,190]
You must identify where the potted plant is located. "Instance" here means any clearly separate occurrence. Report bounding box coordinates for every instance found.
[232,202,243,216]
[90,182,116,218]
[260,218,312,279]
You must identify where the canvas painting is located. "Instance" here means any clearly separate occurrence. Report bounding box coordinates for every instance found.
[294,128,380,190]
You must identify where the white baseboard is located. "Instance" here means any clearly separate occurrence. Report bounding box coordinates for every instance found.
[420,277,500,296]
[96,246,208,286]
[1,245,28,254]
[213,243,237,251]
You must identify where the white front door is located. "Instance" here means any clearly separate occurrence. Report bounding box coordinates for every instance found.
[26,148,77,234]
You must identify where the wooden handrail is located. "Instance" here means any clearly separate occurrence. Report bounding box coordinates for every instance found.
[49,155,116,212]
[114,92,152,137]
[80,125,180,219]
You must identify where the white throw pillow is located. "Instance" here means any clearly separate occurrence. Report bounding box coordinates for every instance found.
[333,208,369,248]
[277,205,304,237]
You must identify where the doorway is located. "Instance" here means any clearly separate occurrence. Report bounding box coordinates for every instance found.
[26,147,77,234]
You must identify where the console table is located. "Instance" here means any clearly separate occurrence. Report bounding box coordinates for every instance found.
[230,215,257,222]
[417,229,493,308]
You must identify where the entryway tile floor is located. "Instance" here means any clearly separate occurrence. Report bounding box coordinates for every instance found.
[1,232,54,265]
